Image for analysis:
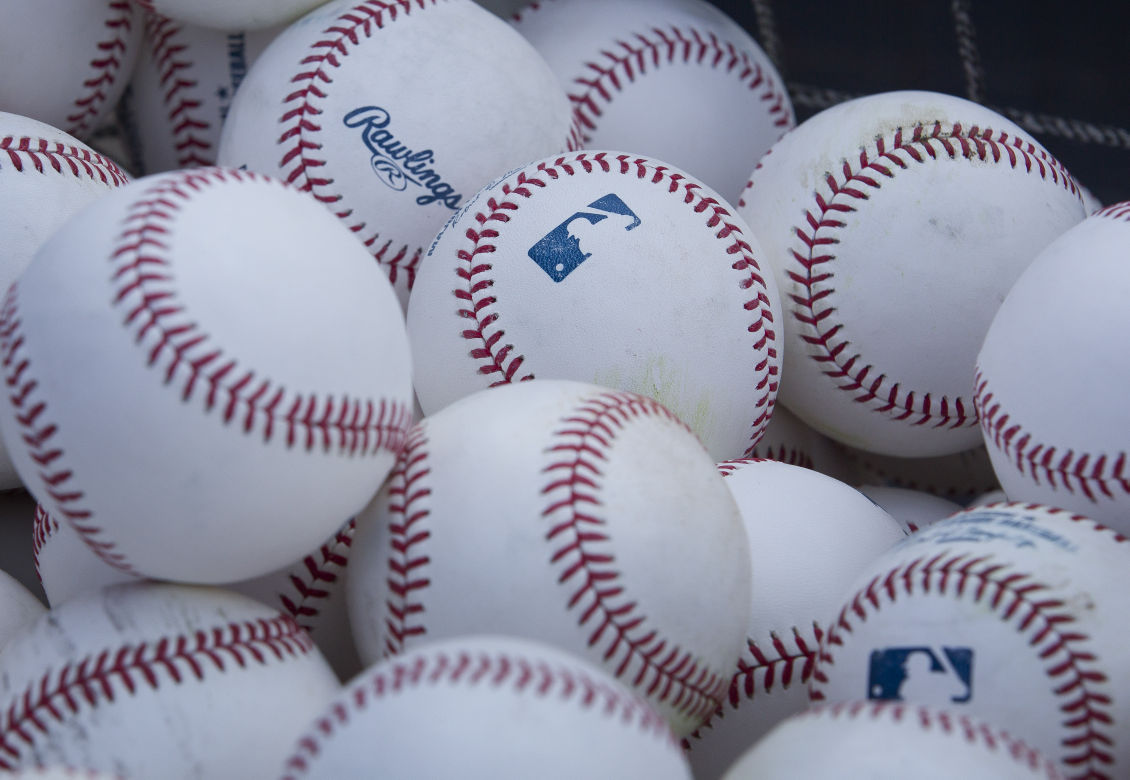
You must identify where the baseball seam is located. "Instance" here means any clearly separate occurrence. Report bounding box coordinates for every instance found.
[1096,202,1130,222]
[810,540,1116,778]
[66,0,136,138]
[542,390,728,725]
[789,122,1078,429]
[278,518,356,634]
[0,614,314,769]
[455,151,780,454]
[0,135,128,186]
[30,504,56,584]
[281,646,676,778]
[381,426,432,656]
[277,0,437,291]
[975,370,1130,503]
[567,24,792,144]
[809,701,1061,777]
[144,13,214,168]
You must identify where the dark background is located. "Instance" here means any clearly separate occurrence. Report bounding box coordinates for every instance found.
[705,0,1128,206]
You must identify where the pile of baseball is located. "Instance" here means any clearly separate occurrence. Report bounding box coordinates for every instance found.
[0,0,1125,777]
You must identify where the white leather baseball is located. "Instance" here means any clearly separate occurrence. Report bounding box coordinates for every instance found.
[976,203,1130,532]
[738,90,1086,458]
[129,0,332,32]
[810,502,1130,779]
[0,1,141,139]
[125,13,284,174]
[217,0,578,307]
[841,443,1002,505]
[0,112,131,490]
[0,166,413,583]
[281,634,692,778]
[723,701,1061,780]
[406,150,783,461]
[744,403,853,482]
[0,582,341,777]
[685,458,905,779]
[511,0,793,204]
[34,504,362,681]
[346,379,752,736]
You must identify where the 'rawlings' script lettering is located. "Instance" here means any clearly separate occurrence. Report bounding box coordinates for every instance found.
[343,106,463,210]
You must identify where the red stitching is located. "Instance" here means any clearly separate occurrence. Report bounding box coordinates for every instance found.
[281,645,676,778]
[381,426,431,656]
[568,25,791,144]
[455,151,779,454]
[31,504,57,584]
[542,389,728,725]
[277,0,437,291]
[811,542,1117,778]
[144,13,213,168]
[0,135,128,186]
[0,614,314,769]
[1095,202,1130,222]
[278,518,356,634]
[975,371,1130,504]
[789,122,1079,429]
[65,0,136,138]
[0,286,135,575]
[805,701,1061,778]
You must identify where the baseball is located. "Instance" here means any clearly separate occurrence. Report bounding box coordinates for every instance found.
[0,1,141,139]
[217,0,579,306]
[0,581,341,777]
[739,90,1087,458]
[840,443,1003,505]
[855,484,964,535]
[407,150,783,461]
[0,166,413,583]
[0,111,131,490]
[346,379,753,736]
[511,0,793,205]
[124,13,284,174]
[281,634,692,778]
[976,202,1130,532]
[129,0,333,32]
[723,701,1060,779]
[686,458,905,779]
[810,502,1130,778]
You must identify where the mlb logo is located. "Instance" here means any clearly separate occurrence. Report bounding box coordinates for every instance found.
[868,646,973,704]
[527,193,641,282]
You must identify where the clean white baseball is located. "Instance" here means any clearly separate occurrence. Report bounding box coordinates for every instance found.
[217,0,579,306]
[280,634,692,778]
[129,0,332,32]
[0,112,132,490]
[33,504,362,681]
[723,701,1061,779]
[810,502,1130,779]
[738,90,1086,458]
[0,582,341,777]
[346,379,753,736]
[407,150,783,461]
[511,0,793,204]
[0,166,413,583]
[0,1,142,139]
[125,13,284,174]
[976,202,1130,532]
[685,458,905,779]
[744,403,854,482]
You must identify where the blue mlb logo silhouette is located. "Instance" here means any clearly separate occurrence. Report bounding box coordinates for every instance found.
[527,193,640,282]
[868,646,973,704]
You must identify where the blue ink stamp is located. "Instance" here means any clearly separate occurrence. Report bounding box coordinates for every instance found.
[342,106,463,210]
[868,646,973,704]
[527,193,640,282]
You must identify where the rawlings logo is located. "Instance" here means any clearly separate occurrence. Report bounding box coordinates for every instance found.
[342,106,463,210]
